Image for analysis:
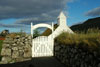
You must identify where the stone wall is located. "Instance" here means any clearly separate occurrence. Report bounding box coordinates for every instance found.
[54,42,100,67]
[0,34,32,64]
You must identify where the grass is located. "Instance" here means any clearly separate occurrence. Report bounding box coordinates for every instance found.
[0,40,3,53]
[55,29,100,50]
[0,40,3,61]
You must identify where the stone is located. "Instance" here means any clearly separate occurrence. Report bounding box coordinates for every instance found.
[12,43,17,46]
[93,51,97,57]
[15,58,24,62]
[29,40,32,43]
[22,37,25,40]
[28,36,32,39]
[24,50,32,58]
[16,35,20,39]
[1,48,11,56]
[18,47,24,50]
[24,44,31,48]
[14,39,17,42]
[19,50,24,56]
[17,39,21,42]
[25,39,28,41]
[12,51,19,58]
[24,45,32,58]
[9,60,15,64]
[98,63,100,67]
[25,42,29,44]
[12,47,18,51]
[3,40,14,44]
[2,44,10,48]
[1,57,12,64]
[55,46,61,51]
[20,42,25,46]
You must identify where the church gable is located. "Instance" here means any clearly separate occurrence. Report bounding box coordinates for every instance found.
[41,11,74,37]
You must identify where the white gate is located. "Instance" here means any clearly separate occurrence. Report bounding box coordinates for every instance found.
[31,23,54,57]
[32,36,54,57]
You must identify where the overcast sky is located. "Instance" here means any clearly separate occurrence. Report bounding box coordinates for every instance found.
[0,0,100,33]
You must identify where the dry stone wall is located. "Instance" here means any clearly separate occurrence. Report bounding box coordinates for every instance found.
[0,34,32,64]
[54,42,100,67]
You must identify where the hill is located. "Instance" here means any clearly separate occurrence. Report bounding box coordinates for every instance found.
[42,17,100,35]
[70,17,100,32]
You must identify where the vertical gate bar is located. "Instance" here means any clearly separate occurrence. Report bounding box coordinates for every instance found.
[52,22,54,55]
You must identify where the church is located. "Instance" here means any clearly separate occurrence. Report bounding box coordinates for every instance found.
[49,11,74,38]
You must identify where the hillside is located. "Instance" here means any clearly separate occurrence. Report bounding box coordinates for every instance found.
[70,17,100,32]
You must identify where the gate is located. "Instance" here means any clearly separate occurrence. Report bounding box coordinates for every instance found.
[31,23,54,57]
[32,36,54,57]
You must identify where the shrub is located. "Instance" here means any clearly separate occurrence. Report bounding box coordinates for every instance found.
[33,29,40,38]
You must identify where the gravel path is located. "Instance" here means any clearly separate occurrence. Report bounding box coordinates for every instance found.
[0,57,66,67]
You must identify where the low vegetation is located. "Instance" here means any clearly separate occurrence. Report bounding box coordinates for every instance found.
[33,29,40,38]
[55,28,100,50]
[0,40,3,61]
[0,40,3,53]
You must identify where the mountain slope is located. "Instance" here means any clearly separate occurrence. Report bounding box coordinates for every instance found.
[70,17,100,32]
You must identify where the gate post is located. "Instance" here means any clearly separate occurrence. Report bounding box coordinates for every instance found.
[52,22,54,55]
[52,22,54,38]
[31,22,33,37]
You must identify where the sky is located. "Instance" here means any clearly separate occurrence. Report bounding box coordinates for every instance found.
[0,0,100,33]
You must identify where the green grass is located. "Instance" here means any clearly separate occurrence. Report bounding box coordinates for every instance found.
[0,40,3,61]
[55,29,100,50]
[0,40,3,53]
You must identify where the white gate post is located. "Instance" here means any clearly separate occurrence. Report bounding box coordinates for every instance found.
[52,22,54,38]
[52,22,54,55]
[31,22,33,37]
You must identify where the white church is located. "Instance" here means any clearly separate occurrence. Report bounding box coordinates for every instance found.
[49,11,74,38]
[31,11,74,57]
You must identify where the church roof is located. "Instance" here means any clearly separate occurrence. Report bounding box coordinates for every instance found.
[57,11,66,18]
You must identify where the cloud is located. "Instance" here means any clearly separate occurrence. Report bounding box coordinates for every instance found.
[85,7,100,17]
[0,0,70,19]
[0,23,25,28]
[0,0,74,25]
[14,11,57,25]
